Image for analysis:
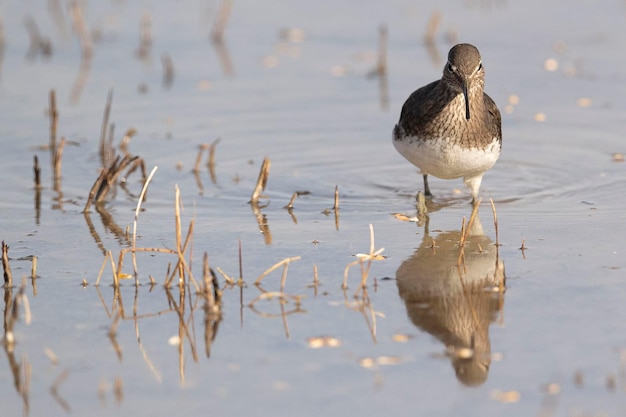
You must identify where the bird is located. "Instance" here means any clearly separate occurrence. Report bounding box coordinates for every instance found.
[392,43,502,204]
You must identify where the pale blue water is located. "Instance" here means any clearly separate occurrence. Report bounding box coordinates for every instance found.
[1,1,626,416]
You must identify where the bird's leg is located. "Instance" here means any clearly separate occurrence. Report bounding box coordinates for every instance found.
[422,174,432,197]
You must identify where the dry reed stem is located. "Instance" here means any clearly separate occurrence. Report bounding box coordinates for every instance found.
[2,240,12,286]
[124,157,147,182]
[202,254,221,313]
[94,254,109,287]
[84,169,105,212]
[250,157,271,205]
[44,347,59,366]
[108,250,119,287]
[342,224,385,290]
[53,137,65,190]
[215,267,235,286]
[68,0,92,57]
[211,0,233,42]
[99,90,114,167]
[90,155,141,205]
[136,11,152,60]
[255,256,301,287]
[161,53,174,88]
[284,192,298,209]
[175,185,182,255]
[163,216,200,292]
[30,257,36,279]
[424,11,441,44]
[333,185,340,230]
[377,24,387,76]
[31,256,38,295]
[207,138,220,183]
[33,156,41,189]
[193,144,208,173]
[130,166,158,282]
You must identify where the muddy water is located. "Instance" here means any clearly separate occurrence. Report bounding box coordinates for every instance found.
[1,1,626,416]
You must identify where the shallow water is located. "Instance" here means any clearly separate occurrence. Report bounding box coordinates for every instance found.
[1,1,626,416]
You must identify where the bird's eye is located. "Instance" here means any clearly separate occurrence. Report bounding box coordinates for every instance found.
[447,63,454,72]
[477,62,483,71]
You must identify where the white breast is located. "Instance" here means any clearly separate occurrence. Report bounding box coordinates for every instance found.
[393,135,500,180]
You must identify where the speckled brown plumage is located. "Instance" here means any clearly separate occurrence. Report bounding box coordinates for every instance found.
[393,43,502,201]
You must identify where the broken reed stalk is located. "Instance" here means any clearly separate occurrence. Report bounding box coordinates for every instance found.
[193,144,208,173]
[85,154,141,210]
[2,240,13,286]
[174,185,183,283]
[68,0,92,57]
[136,11,152,60]
[424,11,441,44]
[490,198,499,246]
[377,24,387,76]
[163,221,200,291]
[202,253,221,313]
[161,53,175,88]
[107,250,119,287]
[33,156,41,189]
[215,267,235,286]
[211,0,233,42]
[84,169,105,212]
[255,256,301,289]
[207,138,220,171]
[333,185,340,230]
[53,137,66,190]
[284,192,298,209]
[99,90,113,168]
[31,256,37,295]
[30,256,37,276]
[95,255,108,286]
[250,157,271,205]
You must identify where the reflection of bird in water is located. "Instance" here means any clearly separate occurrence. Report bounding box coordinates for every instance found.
[396,215,505,386]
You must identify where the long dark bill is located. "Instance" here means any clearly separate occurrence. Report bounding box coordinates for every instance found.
[462,80,470,120]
